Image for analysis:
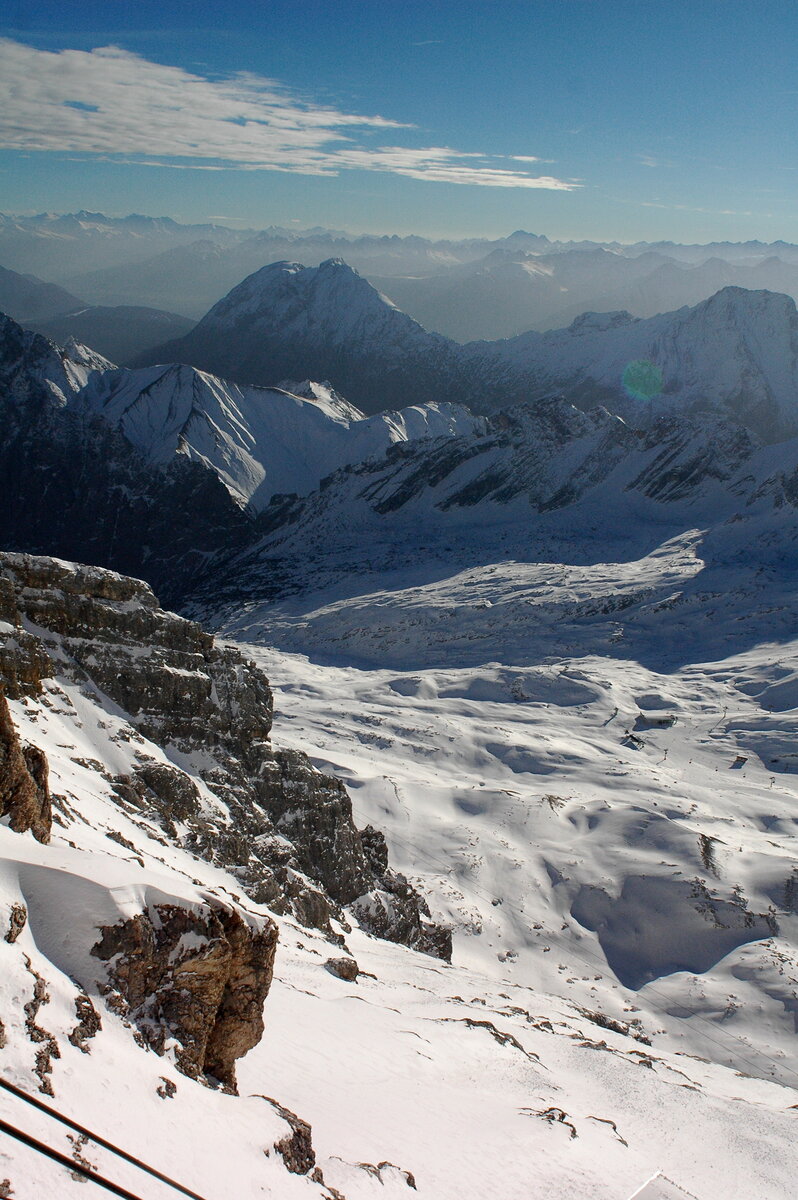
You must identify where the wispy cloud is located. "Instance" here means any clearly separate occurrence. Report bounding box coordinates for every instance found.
[638,155,675,169]
[0,39,579,190]
[641,201,760,217]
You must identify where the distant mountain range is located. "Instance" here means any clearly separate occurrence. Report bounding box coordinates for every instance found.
[370,247,798,341]
[9,210,798,334]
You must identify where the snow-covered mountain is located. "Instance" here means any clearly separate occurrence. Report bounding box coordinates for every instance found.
[135,258,479,414]
[79,363,483,510]
[0,314,253,603]
[4,271,798,1196]
[189,388,795,624]
[0,310,481,521]
[476,285,798,440]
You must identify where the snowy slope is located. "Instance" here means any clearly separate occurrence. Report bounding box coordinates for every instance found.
[183,375,798,1190]
[204,496,798,1198]
[4,253,798,1197]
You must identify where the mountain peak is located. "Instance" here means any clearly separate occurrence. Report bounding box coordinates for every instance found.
[567,309,637,334]
[317,256,352,271]
[699,284,797,312]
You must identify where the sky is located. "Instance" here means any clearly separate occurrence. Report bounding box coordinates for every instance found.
[1,0,798,243]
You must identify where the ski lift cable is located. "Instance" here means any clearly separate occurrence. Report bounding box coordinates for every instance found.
[0,1079,210,1200]
[0,1115,148,1200]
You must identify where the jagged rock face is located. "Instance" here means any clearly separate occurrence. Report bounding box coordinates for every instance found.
[355,826,453,961]
[92,901,278,1090]
[192,398,767,617]
[0,572,54,699]
[261,1099,316,1174]
[352,878,453,961]
[256,750,372,905]
[0,686,51,842]
[0,552,451,958]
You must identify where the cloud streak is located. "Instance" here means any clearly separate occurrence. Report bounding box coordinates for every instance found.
[0,39,578,190]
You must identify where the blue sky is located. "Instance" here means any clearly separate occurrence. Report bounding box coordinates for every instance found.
[2,0,798,241]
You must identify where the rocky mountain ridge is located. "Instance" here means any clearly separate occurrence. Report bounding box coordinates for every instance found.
[78,360,483,511]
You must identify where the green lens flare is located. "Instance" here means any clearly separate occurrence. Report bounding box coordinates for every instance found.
[622,359,663,402]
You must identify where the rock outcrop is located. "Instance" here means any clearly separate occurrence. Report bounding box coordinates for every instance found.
[92,901,278,1091]
[0,685,51,842]
[0,552,450,958]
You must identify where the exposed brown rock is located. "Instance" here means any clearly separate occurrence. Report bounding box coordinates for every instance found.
[23,955,60,1095]
[324,957,359,982]
[134,762,201,821]
[68,994,102,1054]
[351,873,453,961]
[0,552,450,957]
[0,687,51,843]
[0,574,51,699]
[358,1162,417,1190]
[92,901,278,1091]
[260,1098,316,1175]
[203,906,278,1088]
[5,903,27,944]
